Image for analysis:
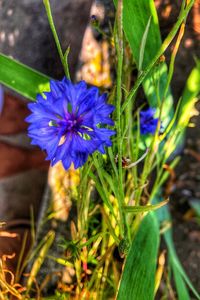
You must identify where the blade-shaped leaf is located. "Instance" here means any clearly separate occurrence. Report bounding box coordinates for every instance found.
[173,264,190,300]
[121,0,174,125]
[178,60,200,128]
[155,191,200,300]
[138,16,152,72]
[0,53,50,101]
[26,230,55,293]
[123,199,168,214]
[117,213,159,300]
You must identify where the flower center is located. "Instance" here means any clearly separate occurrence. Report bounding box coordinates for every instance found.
[67,118,78,131]
[51,113,81,136]
[63,113,81,134]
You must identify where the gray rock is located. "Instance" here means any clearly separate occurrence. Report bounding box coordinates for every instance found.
[0,0,93,78]
[0,169,47,221]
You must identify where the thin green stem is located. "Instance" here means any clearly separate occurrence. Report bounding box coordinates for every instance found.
[163,22,185,100]
[122,0,194,112]
[43,0,70,79]
[133,0,193,207]
[89,165,116,220]
[115,0,125,238]
[108,147,118,179]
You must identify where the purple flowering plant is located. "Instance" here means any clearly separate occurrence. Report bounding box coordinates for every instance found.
[23,0,197,297]
[26,78,115,170]
[0,0,199,299]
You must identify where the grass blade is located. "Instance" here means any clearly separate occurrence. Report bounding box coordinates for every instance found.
[178,60,200,128]
[26,231,55,293]
[121,0,174,123]
[155,195,200,300]
[117,213,159,300]
[0,53,50,101]
[138,16,152,72]
[123,198,168,214]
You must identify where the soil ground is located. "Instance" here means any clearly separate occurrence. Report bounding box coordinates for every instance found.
[156,0,200,296]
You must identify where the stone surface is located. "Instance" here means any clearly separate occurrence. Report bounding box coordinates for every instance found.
[0,170,48,221]
[0,0,93,78]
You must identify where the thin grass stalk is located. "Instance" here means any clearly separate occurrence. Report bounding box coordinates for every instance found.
[78,162,92,236]
[26,231,55,294]
[115,0,125,238]
[122,0,194,112]
[43,0,70,79]
[92,157,116,218]
[133,0,191,209]
[99,246,113,300]
[15,230,29,283]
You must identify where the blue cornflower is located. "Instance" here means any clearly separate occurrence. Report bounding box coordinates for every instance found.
[26,78,115,170]
[140,108,159,135]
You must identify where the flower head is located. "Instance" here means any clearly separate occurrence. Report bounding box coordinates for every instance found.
[140,108,159,135]
[26,78,115,170]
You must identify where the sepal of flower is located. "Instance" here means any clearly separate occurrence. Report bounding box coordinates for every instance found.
[26,78,115,170]
[140,107,159,135]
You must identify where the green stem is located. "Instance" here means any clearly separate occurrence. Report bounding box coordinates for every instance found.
[89,165,116,219]
[108,147,119,179]
[163,23,185,100]
[133,0,193,206]
[115,0,125,238]
[43,0,70,79]
[122,0,194,112]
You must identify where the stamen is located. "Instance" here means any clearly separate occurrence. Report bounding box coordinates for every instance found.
[59,135,66,146]
[49,120,57,127]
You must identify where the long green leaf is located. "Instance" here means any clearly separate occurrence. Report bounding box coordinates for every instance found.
[165,223,200,300]
[117,213,159,300]
[121,0,174,124]
[0,53,50,101]
[173,264,190,300]
[155,192,200,300]
[164,62,200,160]
[26,231,55,293]
[123,198,168,214]
[138,16,152,72]
[178,60,200,128]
